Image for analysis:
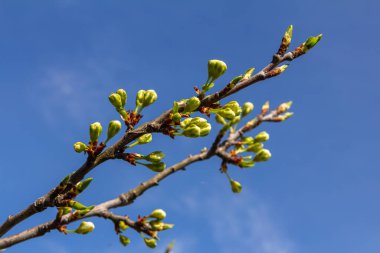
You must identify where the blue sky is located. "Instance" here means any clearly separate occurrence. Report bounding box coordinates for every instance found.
[0,0,379,252]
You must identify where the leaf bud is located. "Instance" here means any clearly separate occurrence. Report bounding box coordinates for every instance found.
[106,120,122,143]
[229,75,243,86]
[242,67,255,81]
[76,177,93,194]
[254,131,270,142]
[184,96,201,113]
[144,238,157,248]
[89,122,102,144]
[68,200,89,210]
[261,101,270,114]
[253,149,271,162]
[116,89,127,107]
[74,221,95,235]
[119,235,131,246]
[302,34,323,53]
[242,102,254,117]
[277,101,293,113]
[207,59,227,84]
[73,142,87,153]
[149,209,166,220]
[230,179,242,193]
[108,93,123,109]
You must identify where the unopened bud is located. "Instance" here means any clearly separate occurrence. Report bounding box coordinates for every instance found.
[143,162,166,172]
[278,112,294,121]
[136,90,146,108]
[254,131,270,142]
[119,235,131,246]
[242,102,254,117]
[241,136,254,145]
[109,93,123,109]
[277,101,293,113]
[278,25,293,55]
[218,108,236,120]
[149,209,166,220]
[144,238,157,249]
[184,96,201,113]
[138,133,152,144]
[303,34,322,53]
[215,114,226,125]
[73,142,87,153]
[180,118,193,129]
[253,149,271,162]
[230,180,242,193]
[76,177,93,194]
[230,116,241,125]
[261,101,270,114]
[144,151,165,163]
[242,68,255,81]
[106,120,122,143]
[74,221,95,235]
[172,112,181,122]
[119,220,129,231]
[68,200,89,210]
[142,90,157,108]
[229,75,243,86]
[223,101,242,115]
[182,124,201,138]
[246,142,263,153]
[199,123,212,136]
[162,223,175,230]
[207,59,227,83]
[238,160,255,168]
[116,89,127,107]
[89,122,102,143]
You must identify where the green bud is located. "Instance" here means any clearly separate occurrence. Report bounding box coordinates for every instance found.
[138,133,152,144]
[261,101,270,114]
[207,59,227,83]
[230,116,241,125]
[73,142,87,153]
[172,101,179,113]
[106,120,122,143]
[57,207,72,216]
[217,108,235,120]
[142,90,158,108]
[74,221,95,235]
[89,122,102,143]
[144,238,157,249]
[254,131,270,142]
[182,124,201,138]
[74,206,95,218]
[277,112,294,121]
[229,75,243,86]
[277,101,292,113]
[144,151,165,163]
[246,142,263,153]
[180,118,193,129]
[223,101,242,115]
[162,223,175,230]
[242,102,254,117]
[230,180,242,193]
[239,160,255,168]
[136,90,146,108]
[149,209,166,220]
[184,96,201,113]
[253,149,271,162]
[199,123,212,137]
[172,112,181,122]
[119,220,129,231]
[303,34,322,53]
[242,68,255,81]
[116,89,127,107]
[215,114,226,125]
[119,235,131,246]
[284,25,293,47]
[142,162,166,172]
[149,220,164,231]
[76,177,93,194]
[241,136,254,145]
[68,200,89,210]
[108,93,123,109]
[190,117,208,126]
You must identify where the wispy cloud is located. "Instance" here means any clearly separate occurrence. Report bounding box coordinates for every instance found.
[172,187,296,253]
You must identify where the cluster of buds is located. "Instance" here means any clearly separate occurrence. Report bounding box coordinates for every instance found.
[109,89,128,120]
[135,89,157,114]
[202,59,227,93]
[73,120,122,156]
[138,209,174,249]
[177,117,212,138]
[212,101,243,128]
